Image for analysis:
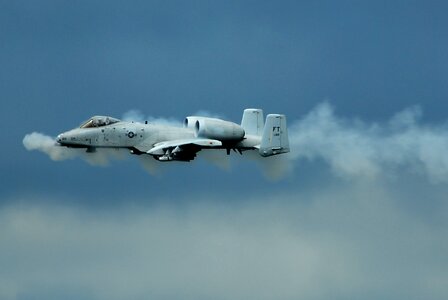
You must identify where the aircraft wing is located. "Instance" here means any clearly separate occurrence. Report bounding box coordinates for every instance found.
[143,138,223,161]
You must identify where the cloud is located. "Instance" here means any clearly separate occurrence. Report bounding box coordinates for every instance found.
[22,103,448,182]
[1,181,447,300]
[12,108,448,299]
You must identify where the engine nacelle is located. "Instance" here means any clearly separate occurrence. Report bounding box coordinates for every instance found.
[184,116,205,129]
[185,116,245,141]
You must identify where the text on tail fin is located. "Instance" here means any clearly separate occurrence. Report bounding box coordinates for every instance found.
[259,114,290,157]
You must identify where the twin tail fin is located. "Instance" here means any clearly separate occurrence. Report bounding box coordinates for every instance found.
[241,109,290,157]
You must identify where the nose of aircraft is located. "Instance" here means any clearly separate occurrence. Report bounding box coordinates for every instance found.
[56,133,64,143]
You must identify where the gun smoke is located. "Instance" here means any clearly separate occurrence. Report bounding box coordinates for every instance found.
[22,103,448,182]
[22,132,126,166]
[290,103,448,182]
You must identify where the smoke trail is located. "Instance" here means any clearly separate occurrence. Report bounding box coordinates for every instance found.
[289,103,448,182]
[22,104,448,182]
[22,132,126,166]
[23,132,79,161]
[122,109,182,126]
[243,150,293,181]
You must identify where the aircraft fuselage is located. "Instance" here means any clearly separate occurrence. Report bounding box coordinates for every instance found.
[56,110,289,161]
[57,122,195,150]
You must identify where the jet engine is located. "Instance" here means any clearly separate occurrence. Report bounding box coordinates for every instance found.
[184,116,245,141]
[184,116,204,129]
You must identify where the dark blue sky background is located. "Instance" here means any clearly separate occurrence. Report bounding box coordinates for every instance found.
[1,1,448,299]
[3,0,448,201]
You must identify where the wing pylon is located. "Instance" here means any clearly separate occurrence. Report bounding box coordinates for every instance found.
[147,138,222,161]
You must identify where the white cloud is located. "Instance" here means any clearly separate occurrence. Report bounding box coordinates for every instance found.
[1,182,447,300]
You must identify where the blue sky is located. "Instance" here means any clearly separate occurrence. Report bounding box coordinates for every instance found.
[2,1,448,299]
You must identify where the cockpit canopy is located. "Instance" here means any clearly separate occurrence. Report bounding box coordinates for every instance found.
[80,116,121,128]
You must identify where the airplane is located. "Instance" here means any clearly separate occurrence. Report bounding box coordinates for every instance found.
[56,109,290,162]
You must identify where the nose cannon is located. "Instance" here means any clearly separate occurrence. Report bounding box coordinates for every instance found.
[55,128,99,151]
[56,132,72,145]
[56,131,76,146]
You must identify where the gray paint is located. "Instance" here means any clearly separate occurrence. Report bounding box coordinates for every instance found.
[56,110,289,161]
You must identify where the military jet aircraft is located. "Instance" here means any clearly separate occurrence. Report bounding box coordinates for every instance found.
[56,109,289,162]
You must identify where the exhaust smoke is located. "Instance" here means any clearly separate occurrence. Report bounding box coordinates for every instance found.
[22,103,448,182]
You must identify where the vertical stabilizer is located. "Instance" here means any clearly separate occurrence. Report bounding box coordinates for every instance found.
[241,109,264,136]
[259,114,290,157]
